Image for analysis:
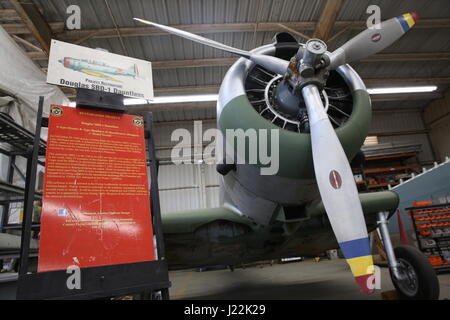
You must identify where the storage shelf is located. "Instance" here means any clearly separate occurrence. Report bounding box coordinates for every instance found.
[365,152,417,161]
[408,208,450,216]
[353,148,420,192]
[367,182,399,189]
[416,221,450,229]
[0,112,46,156]
[0,180,42,205]
[364,164,421,175]
[414,215,450,222]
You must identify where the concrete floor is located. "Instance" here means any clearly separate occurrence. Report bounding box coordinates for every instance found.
[169,259,450,300]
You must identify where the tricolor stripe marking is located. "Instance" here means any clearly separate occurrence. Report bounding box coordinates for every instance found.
[355,274,376,294]
[396,13,417,32]
[339,237,375,294]
[339,237,371,259]
[346,255,374,277]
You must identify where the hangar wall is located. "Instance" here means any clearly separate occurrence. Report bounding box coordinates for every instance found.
[152,120,220,213]
[158,164,220,213]
[153,110,435,214]
[422,91,450,162]
[369,110,435,162]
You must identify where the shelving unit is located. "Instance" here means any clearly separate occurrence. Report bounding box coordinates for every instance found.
[0,112,46,158]
[367,182,400,189]
[353,143,423,192]
[0,112,45,246]
[407,203,450,273]
[363,164,421,175]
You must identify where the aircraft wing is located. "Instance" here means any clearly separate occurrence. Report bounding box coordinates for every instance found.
[161,191,399,270]
[304,190,399,224]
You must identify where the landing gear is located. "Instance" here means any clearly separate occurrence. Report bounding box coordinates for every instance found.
[391,246,440,300]
[377,212,440,300]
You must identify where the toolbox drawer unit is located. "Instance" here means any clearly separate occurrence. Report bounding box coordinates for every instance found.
[407,202,450,273]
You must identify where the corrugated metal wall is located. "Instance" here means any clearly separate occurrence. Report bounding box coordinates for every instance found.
[158,163,220,213]
[155,110,436,213]
[423,91,450,162]
[370,110,435,162]
[154,120,219,213]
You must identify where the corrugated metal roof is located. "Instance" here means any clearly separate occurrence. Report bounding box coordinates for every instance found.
[38,0,327,25]
[338,0,450,20]
[353,60,450,79]
[0,0,12,9]
[32,0,325,85]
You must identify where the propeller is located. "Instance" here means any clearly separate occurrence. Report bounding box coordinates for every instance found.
[302,84,375,293]
[133,18,289,75]
[300,12,418,294]
[134,12,418,294]
[328,12,419,69]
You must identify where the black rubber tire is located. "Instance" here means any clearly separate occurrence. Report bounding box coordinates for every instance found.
[390,245,440,300]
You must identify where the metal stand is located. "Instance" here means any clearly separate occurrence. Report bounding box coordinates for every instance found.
[16,94,171,299]
[17,97,44,276]
[145,112,170,300]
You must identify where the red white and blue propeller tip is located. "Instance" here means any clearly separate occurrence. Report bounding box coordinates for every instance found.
[396,12,420,31]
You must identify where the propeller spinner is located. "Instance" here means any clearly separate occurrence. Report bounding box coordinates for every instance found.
[134,12,419,294]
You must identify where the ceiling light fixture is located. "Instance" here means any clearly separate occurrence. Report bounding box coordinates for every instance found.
[124,94,219,106]
[367,86,437,95]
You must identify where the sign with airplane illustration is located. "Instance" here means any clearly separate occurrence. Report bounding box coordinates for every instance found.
[47,39,154,100]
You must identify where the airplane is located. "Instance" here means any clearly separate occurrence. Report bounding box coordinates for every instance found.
[58,57,139,82]
[134,12,440,300]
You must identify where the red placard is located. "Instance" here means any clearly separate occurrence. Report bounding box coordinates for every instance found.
[38,105,155,272]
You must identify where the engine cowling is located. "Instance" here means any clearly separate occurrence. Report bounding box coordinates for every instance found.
[216,41,371,224]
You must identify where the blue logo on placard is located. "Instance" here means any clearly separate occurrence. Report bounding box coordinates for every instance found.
[58,208,68,216]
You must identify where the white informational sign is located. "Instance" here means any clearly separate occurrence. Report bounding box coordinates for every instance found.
[47,39,154,100]
[8,202,23,224]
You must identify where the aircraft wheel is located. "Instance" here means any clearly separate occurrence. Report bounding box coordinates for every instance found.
[390,246,440,300]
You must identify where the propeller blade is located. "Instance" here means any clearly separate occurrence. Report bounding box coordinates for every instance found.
[133,18,289,75]
[133,18,250,57]
[302,84,375,294]
[328,12,419,69]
